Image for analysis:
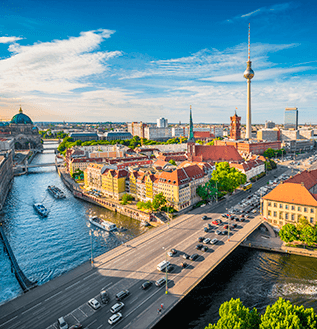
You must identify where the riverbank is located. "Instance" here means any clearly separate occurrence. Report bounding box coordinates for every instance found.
[241,225,317,258]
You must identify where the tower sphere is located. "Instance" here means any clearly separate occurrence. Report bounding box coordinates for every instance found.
[244,62,254,79]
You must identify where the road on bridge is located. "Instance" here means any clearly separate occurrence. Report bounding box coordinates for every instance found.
[0,165,288,329]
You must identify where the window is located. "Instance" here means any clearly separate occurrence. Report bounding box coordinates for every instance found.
[273,211,277,217]
[291,214,295,220]
[310,218,314,223]
[274,203,277,208]
[298,207,301,211]
[311,208,314,213]
[291,206,295,210]
[268,210,271,216]
[285,213,289,220]
[279,204,283,209]
[285,205,289,210]
[304,207,307,212]
[268,202,271,207]
[279,212,283,219]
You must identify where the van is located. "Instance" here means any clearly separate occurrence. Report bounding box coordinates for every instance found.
[110,302,124,313]
[157,260,171,271]
[57,317,68,329]
[115,290,129,301]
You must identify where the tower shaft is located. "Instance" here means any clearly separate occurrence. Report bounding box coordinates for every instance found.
[246,79,251,139]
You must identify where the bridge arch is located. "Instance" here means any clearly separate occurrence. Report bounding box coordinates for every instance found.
[258,222,276,238]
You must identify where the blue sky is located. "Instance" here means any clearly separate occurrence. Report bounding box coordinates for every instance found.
[0,0,316,124]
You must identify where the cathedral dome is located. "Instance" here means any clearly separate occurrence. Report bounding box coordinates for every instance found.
[10,107,33,124]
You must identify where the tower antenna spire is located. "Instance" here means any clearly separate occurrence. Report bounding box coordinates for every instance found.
[248,23,251,61]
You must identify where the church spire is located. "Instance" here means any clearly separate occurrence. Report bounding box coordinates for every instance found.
[188,105,194,141]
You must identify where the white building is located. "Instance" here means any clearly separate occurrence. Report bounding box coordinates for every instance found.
[157,117,168,128]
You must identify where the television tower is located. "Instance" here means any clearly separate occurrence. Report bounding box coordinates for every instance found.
[243,23,254,140]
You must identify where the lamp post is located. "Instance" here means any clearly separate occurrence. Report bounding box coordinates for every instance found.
[162,247,168,294]
[90,228,94,267]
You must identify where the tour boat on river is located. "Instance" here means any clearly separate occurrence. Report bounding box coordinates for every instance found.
[87,216,117,232]
[33,203,49,217]
[47,185,66,199]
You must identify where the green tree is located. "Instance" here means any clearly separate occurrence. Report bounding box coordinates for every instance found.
[152,192,167,211]
[263,148,275,158]
[206,298,260,329]
[196,181,218,201]
[168,159,177,166]
[279,223,299,243]
[260,298,317,329]
[121,193,134,205]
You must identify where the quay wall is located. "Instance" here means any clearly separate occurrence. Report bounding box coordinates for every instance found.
[0,150,14,211]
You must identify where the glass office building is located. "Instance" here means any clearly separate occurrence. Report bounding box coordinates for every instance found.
[284,108,298,130]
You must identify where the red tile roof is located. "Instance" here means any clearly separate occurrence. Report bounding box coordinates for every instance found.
[284,169,317,191]
[191,145,243,163]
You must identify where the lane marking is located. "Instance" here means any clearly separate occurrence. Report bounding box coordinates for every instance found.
[83,272,97,280]
[65,280,81,290]
[21,302,42,314]
[0,316,18,328]
[86,319,97,328]
[45,291,62,301]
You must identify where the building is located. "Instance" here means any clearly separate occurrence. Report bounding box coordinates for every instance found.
[284,107,298,130]
[157,117,168,128]
[257,129,279,142]
[229,111,241,140]
[230,159,265,181]
[262,169,317,227]
[127,122,147,138]
[0,138,15,151]
[101,131,132,141]
[143,126,172,141]
[172,126,189,138]
[69,132,99,142]
[0,107,42,150]
[265,121,275,129]
[0,150,13,211]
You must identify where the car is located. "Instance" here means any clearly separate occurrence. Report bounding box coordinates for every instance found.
[155,277,167,287]
[203,238,211,244]
[221,213,228,218]
[200,203,206,207]
[167,264,174,272]
[212,219,222,225]
[168,248,176,256]
[231,223,237,228]
[57,317,68,329]
[195,244,203,250]
[110,302,124,313]
[240,217,245,222]
[222,230,228,235]
[252,209,257,213]
[215,230,222,235]
[115,290,130,301]
[70,325,83,329]
[88,298,101,310]
[100,288,110,304]
[189,253,199,261]
[141,281,152,290]
[108,313,123,325]
[182,253,189,259]
[181,262,188,268]
[240,214,245,218]
[223,224,228,229]
[198,237,204,242]
[204,227,208,232]
[207,223,212,229]
[202,215,208,220]
[235,217,240,221]
[201,246,208,252]
[210,238,218,245]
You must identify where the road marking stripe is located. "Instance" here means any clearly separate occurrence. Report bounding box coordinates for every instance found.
[45,291,62,301]
[83,272,97,280]
[0,316,18,328]
[21,302,42,314]
[86,319,97,328]
[65,280,81,290]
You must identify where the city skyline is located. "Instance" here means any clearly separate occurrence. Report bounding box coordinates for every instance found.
[0,0,316,124]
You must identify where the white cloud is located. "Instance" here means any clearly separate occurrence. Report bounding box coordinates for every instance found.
[0,29,121,94]
[0,36,23,44]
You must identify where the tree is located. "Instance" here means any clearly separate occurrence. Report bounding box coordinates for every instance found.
[121,193,134,205]
[260,298,317,329]
[263,148,275,158]
[169,159,177,166]
[212,162,247,194]
[206,298,260,329]
[152,192,167,211]
[279,223,299,243]
[196,181,218,201]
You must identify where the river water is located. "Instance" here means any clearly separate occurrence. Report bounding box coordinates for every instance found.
[0,143,148,305]
[1,144,317,327]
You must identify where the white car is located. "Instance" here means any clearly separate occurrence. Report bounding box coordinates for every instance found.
[210,238,218,245]
[203,238,211,244]
[57,317,68,329]
[200,204,206,207]
[108,312,122,325]
[88,298,101,310]
[110,302,124,313]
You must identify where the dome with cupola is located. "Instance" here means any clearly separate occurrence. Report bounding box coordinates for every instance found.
[10,107,33,124]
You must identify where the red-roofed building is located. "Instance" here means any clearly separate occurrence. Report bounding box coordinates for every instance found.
[230,159,265,181]
[262,169,317,227]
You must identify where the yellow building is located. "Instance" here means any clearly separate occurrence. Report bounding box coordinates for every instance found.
[101,168,128,200]
[262,169,317,227]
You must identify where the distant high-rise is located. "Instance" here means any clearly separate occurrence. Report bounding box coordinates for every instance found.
[284,108,298,130]
[243,23,254,140]
[265,121,275,129]
[157,117,168,128]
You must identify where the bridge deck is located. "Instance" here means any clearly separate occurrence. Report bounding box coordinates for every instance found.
[0,225,37,292]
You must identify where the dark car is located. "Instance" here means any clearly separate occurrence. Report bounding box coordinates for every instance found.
[115,290,129,301]
[222,230,228,235]
[223,224,229,229]
[70,325,83,329]
[189,253,199,261]
[204,227,208,232]
[202,215,208,220]
[198,237,204,242]
[141,281,152,290]
[100,288,110,304]
[167,264,174,272]
[195,244,203,250]
[201,246,208,252]
[240,217,245,222]
[181,262,188,268]
[235,217,240,221]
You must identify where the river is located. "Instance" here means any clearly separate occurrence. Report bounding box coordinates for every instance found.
[1,144,317,327]
[0,143,148,305]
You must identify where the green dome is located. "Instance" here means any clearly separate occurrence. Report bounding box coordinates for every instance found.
[10,107,33,124]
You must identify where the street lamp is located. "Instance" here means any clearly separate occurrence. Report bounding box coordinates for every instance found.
[162,247,168,294]
[89,227,94,267]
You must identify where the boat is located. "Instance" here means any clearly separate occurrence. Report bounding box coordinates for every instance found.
[47,185,66,199]
[88,216,117,232]
[33,203,49,217]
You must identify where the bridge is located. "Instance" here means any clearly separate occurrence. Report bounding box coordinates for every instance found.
[0,224,37,293]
